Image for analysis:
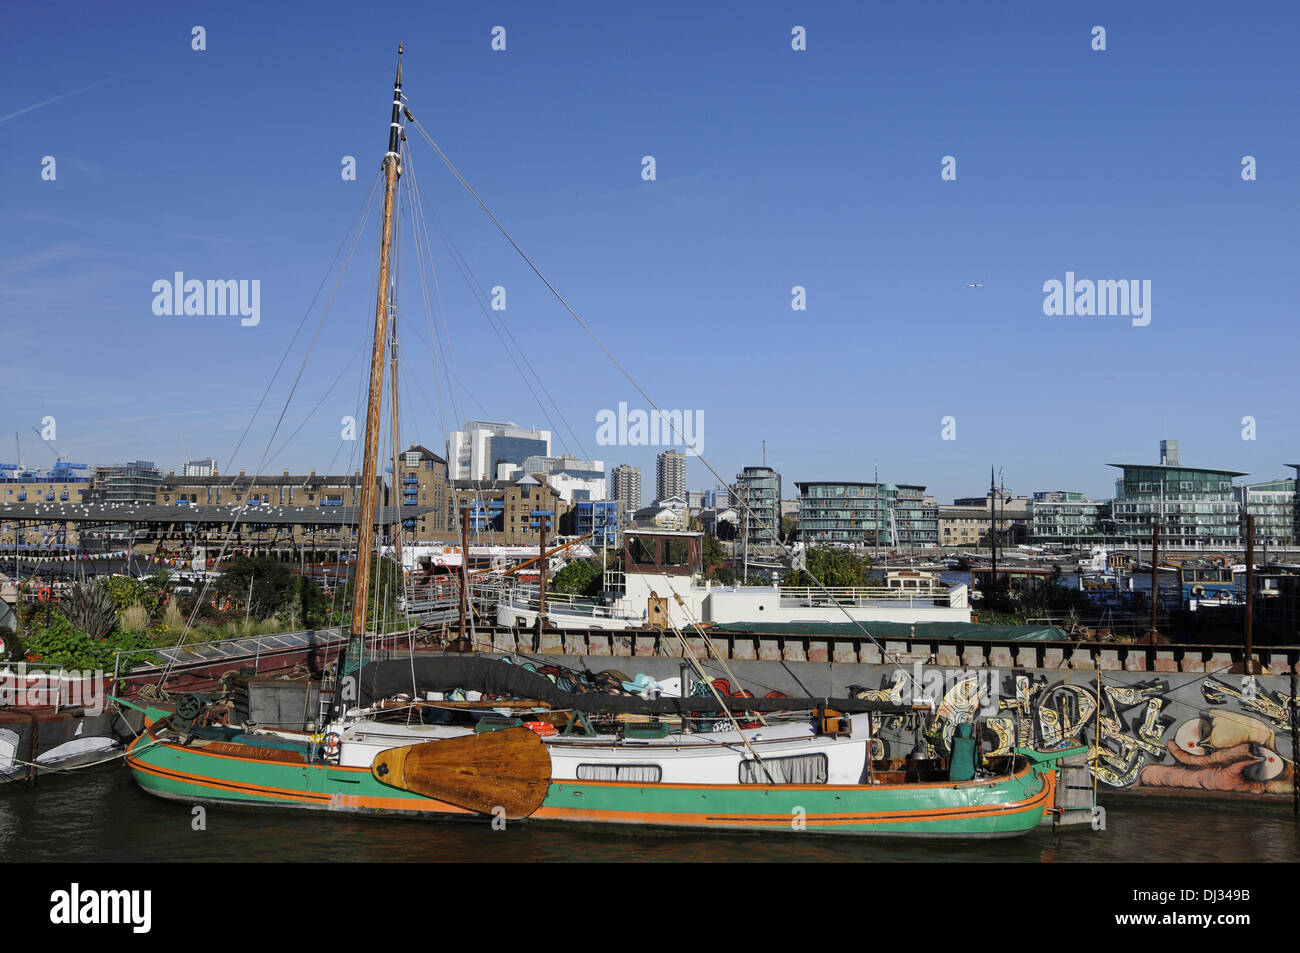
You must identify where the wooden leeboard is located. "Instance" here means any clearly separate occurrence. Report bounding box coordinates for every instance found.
[371,727,552,819]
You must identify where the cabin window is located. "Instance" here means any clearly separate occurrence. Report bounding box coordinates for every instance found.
[739,753,828,784]
[576,763,662,783]
[627,536,656,565]
[665,538,691,566]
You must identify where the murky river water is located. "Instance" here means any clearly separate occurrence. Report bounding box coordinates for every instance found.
[2,764,1296,863]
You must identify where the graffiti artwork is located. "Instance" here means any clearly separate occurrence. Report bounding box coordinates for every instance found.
[852,666,1299,797]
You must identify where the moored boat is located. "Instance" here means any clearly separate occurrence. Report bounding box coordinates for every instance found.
[121,683,1084,838]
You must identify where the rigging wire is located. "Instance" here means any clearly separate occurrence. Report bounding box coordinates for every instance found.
[159,172,384,687]
[224,171,383,474]
[405,144,590,461]
[406,114,911,683]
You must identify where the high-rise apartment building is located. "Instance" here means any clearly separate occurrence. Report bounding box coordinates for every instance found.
[735,466,783,545]
[656,450,686,504]
[610,465,642,520]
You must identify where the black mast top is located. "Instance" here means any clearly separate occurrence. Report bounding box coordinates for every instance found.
[387,43,404,157]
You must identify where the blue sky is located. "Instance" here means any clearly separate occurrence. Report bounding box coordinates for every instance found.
[2,1,1297,503]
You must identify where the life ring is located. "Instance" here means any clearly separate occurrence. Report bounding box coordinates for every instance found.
[37,587,51,602]
[322,732,342,759]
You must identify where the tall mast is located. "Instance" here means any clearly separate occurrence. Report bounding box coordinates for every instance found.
[389,288,403,572]
[338,44,404,703]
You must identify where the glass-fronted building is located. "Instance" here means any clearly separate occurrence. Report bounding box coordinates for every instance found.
[796,481,938,547]
[1029,490,1112,543]
[734,466,782,545]
[1108,442,1245,550]
[572,500,620,547]
[1243,478,1296,547]
[447,420,552,481]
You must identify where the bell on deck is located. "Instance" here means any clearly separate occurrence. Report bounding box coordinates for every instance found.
[906,715,929,761]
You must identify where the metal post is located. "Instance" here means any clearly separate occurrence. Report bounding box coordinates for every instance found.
[537,512,548,631]
[1149,520,1159,641]
[1291,667,1298,817]
[1245,514,1256,674]
[989,467,997,595]
[459,503,469,642]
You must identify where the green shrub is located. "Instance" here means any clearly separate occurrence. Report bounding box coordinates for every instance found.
[22,615,159,673]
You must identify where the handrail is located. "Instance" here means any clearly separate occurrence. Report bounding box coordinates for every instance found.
[778,585,948,602]
[497,585,618,618]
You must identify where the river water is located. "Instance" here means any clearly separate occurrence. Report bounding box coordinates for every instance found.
[2,764,1296,863]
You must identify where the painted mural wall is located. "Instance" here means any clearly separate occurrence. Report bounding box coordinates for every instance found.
[510,654,1298,799]
[851,669,1295,796]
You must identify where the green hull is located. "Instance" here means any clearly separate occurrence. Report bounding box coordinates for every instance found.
[126,716,1071,838]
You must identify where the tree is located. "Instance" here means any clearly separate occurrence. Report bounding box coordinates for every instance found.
[780,516,797,543]
[783,546,883,588]
[701,533,734,584]
[550,558,602,596]
[217,555,329,625]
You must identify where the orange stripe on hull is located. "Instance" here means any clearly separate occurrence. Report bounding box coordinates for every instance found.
[127,756,473,815]
[534,774,1053,829]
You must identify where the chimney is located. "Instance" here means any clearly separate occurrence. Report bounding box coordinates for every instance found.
[1159,439,1179,466]
[239,470,246,477]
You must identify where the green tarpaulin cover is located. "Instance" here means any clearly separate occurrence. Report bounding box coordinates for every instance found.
[703,621,1068,641]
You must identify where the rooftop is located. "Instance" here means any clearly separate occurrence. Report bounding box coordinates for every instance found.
[0,502,430,525]
[1107,463,1248,476]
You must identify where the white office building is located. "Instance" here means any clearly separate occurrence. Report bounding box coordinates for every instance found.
[447,420,552,482]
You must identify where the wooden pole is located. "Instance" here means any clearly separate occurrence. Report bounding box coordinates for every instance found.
[388,306,403,576]
[340,46,404,700]
[348,153,397,647]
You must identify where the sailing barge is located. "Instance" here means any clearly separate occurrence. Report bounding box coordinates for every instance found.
[122,657,1084,838]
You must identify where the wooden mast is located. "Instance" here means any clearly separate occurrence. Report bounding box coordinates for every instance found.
[338,44,404,701]
[389,288,403,574]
